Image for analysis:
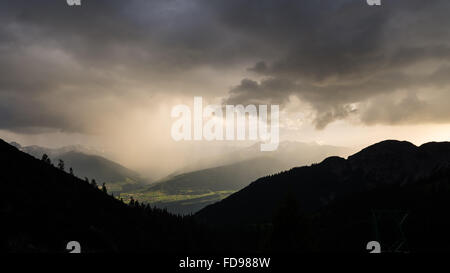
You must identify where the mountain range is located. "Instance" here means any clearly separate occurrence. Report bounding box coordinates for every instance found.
[3,138,450,252]
[125,157,284,215]
[169,141,352,175]
[123,141,351,215]
[193,140,450,252]
[11,142,145,193]
[197,140,450,226]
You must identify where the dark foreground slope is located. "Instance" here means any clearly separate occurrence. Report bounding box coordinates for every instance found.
[0,139,202,252]
[198,140,450,225]
[197,140,450,252]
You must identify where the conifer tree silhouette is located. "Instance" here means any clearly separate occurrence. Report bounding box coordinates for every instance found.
[91,178,97,188]
[57,159,65,171]
[41,154,52,165]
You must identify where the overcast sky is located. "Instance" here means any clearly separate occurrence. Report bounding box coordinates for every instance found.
[1,0,450,176]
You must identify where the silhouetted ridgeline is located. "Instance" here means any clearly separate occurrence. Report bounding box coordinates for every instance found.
[2,138,450,253]
[197,140,450,252]
[0,139,205,252]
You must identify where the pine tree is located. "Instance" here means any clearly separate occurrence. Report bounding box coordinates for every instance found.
[41,154,52,165]
[101,183,107,194]
[69,167,74,176]
[57,159,65,171]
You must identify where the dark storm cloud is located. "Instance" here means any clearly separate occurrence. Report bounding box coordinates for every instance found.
[0,0,234,132]
[1,0,450,132]
[216,0,450,128]
[226,78,296,106]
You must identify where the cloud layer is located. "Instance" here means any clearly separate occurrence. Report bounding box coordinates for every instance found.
[1,0,450,133]
[218,0,450,128]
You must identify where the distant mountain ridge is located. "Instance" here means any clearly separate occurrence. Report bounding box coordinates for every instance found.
[149,157,284,193]
[11,142,145,193]
[123,157,285,215]
[127,141,351,215]
[197,140,450,225]
[11,142,105,158]
[170,141,352,175]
